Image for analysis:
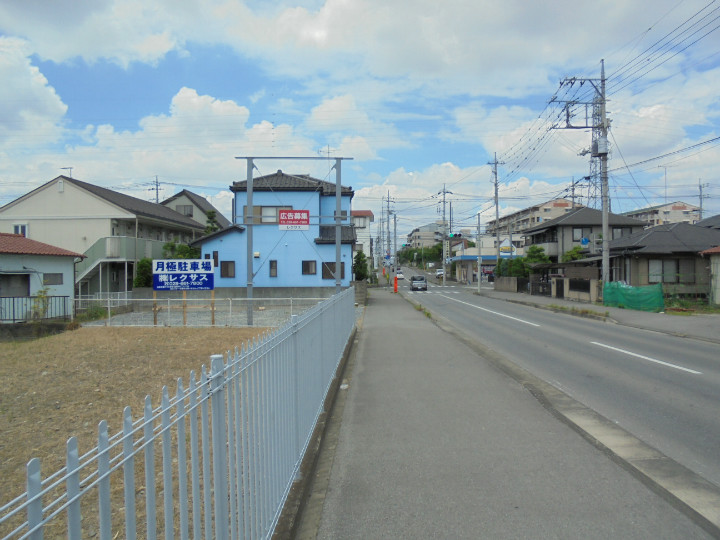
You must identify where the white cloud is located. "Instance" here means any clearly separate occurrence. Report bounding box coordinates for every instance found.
[0,37,67,148]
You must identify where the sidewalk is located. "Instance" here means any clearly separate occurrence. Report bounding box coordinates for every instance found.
[473,285,720,345]
[299,291,714,539]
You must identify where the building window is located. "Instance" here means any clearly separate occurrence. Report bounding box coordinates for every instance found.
[270,260,278,277]
[649,259,684,283]
[242,206,292,224]
[572,228,582,241]
[322,262,345,280]
[13,224,27,236]
[43,273,63,285]
[302,260,317,275]
[220,261,235,278]
[213,251,219,268]
[176,204,193,217]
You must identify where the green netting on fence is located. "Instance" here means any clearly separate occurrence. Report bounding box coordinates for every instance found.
[603,282,665,312]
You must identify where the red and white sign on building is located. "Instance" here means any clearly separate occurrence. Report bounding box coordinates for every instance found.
[278,209,310,230]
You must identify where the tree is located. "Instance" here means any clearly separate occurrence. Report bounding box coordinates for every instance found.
[561,246,584,263]
[525,245,551,264]
[162,240,200,259]
[204,210,221,234]
[134,258,153,287]
[353,250,370,281]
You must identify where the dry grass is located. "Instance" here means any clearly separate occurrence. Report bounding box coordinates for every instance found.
[0,325,267,512]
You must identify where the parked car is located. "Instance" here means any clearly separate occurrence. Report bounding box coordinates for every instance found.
[435,268,444,278]
[396,271,404,280]
[410,275,427,291]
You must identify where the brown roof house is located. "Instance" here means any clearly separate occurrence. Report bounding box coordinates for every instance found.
[0,233,84,322]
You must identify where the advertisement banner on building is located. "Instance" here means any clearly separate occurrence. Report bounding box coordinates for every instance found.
[279,209,310,230]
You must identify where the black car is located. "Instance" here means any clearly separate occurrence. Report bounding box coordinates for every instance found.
[410,275,427,291]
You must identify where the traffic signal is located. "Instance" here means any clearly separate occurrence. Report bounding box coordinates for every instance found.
[449,233,462,238]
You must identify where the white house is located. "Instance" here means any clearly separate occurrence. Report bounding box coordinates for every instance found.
[0,233,84,322]
[0,176,206,296]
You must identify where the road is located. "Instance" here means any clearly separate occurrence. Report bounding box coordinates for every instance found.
[398,275,720,489]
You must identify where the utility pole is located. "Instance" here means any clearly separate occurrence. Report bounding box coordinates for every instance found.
[489,153,503,270]
[386,191,392,268]
[393,213,397,276]
[477,212,482,294]
[439,184,453,286]
[699,179,710,220]
[550,60,610,284]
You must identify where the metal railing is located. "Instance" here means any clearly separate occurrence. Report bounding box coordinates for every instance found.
[0,287,356,539]
[76,297,325,328]
[0,296,71,323]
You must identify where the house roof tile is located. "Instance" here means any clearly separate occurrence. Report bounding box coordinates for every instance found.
[0,233,85,258]
[608,222,720,254]
[524,207,644,234]
[53,176,205,230]
[230,170,353,196]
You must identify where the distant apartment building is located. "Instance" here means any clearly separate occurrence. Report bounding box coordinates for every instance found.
[485,198,581,237]
[406,221,448,249]
[621,201,701,227]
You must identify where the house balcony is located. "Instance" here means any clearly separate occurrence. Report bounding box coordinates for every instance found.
[75,236,169,287]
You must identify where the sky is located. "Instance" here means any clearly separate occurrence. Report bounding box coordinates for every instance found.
[2,0,720,241]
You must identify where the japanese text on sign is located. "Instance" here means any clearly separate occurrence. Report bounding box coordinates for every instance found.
[153,259,215,290]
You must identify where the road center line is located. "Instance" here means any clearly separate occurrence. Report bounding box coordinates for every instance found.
[437,295,541,327]
[590,341,702,375]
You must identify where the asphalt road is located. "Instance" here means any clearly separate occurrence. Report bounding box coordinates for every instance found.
[402,279,720,489]
[305,289,713,539]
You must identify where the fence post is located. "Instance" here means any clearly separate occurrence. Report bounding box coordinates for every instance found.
[66,437,81,539]
[210,354,229,540]
[98,421,111,540]
[26,458,43,540]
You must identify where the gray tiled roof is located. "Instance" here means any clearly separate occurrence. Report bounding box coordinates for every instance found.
[524,207,644,234]
[161,189,232,228]
[189,224,246,247]
[696,214,720,230]
[230,170,353,196]
[315,225,357,244]
[61,177,205,230]
[608,222,720,254]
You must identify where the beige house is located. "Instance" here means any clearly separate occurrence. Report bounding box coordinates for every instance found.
[0,176,205,296]
[701,245,720,305]
[161,189,231,230]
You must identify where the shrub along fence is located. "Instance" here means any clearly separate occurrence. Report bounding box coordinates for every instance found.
[0,287,356,539]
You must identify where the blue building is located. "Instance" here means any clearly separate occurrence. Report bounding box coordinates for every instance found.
[191,170,356,293]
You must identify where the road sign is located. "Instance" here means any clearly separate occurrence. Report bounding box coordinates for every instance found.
[153,259,214,291]
[279,209,310,230]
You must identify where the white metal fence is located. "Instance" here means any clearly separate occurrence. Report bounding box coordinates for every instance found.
[76,297,326,328]
[0,287,356,539]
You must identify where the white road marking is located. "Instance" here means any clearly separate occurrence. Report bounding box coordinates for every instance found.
[591,341,702,375]
[437,295,541,327]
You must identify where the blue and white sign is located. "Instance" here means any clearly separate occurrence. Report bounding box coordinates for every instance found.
[153,259,214,291]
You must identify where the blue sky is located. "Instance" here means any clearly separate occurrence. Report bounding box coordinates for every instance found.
[2,0,720,239]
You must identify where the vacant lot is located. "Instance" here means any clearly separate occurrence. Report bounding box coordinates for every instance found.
[0,325,267,508]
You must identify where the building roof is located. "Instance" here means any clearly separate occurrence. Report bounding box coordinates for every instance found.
[189,224,246,247]
[161,189,232,228]
[487,198,580,224]
[230,170,353,196]
[351,210,374,220]
[1,176,206,231]
[608,222,720,255]
[701,245,720,255]
[523,207,644,235]
[0,233,85,258]
[315,225,357,244]
[696,214,720,230]
[620,200,700,215]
